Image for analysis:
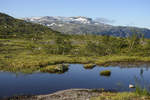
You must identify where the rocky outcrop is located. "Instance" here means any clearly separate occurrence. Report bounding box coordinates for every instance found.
[4,89,102,100]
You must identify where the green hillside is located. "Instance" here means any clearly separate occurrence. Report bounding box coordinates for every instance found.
[0,13,56,34]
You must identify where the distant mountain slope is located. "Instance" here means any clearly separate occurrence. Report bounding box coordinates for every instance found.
[0,13,59,37]
[22,16,150,38]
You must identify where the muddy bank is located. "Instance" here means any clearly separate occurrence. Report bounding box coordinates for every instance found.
[3,89,109,100]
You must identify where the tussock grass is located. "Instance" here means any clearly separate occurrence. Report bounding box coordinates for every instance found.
[96,55,150,66]
[91,86,150,100]
[1,54,150,73]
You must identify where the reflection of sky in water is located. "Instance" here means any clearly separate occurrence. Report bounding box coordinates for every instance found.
[0,64,150,98]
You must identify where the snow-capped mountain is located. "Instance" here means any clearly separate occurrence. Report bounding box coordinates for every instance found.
[22,16,102,25]
[22,16,150,37]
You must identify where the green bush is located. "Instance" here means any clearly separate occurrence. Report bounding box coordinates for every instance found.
[135,86,150,96]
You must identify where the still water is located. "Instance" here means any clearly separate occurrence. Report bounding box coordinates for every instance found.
[0,64,150,98]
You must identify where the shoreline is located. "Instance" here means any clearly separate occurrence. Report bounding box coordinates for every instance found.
[1,55,150,73]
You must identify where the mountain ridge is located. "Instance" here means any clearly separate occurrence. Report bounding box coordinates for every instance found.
[22,16,150,38]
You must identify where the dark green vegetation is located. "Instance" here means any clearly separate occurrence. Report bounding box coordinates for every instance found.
[1,12,150,73]
[100,70,111,76]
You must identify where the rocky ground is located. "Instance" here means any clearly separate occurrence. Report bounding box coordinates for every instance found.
[3,89,104,100]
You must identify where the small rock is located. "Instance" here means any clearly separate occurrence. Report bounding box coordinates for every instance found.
[129,84,135,88]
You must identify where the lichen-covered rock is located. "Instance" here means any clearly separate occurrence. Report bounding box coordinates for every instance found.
[40,64,69,73]
[4,89,102,100]
[83,64,96,69]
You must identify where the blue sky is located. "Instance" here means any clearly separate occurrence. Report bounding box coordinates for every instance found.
[0,0,150,29]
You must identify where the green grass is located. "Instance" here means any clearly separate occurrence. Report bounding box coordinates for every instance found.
[1,53,150,73]
[135,86,150,96]
[91,86,150,100]
[95,55,150,66]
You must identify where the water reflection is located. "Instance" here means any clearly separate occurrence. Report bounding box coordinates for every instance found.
[100,70,111,77]
[140,69,144,76]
